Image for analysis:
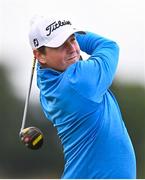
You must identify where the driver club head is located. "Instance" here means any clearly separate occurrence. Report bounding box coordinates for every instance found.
[19,127,44,150]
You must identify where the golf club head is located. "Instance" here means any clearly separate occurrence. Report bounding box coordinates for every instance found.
[19,127,44,150]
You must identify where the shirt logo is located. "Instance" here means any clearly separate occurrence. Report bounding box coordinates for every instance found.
[46,20,72,36]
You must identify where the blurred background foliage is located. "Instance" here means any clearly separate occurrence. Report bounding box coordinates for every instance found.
[0,63,145,178]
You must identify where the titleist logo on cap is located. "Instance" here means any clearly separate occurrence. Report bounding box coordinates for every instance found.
[46,20,72,36]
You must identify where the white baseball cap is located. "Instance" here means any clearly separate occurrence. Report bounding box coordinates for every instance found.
[29,15,82,50]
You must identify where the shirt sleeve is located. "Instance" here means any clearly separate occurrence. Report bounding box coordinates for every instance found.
[66,32,119,103]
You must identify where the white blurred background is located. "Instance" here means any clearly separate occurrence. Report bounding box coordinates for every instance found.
[0,0,145,102]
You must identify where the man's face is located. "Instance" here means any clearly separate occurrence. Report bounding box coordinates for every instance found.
[36,34,80,71]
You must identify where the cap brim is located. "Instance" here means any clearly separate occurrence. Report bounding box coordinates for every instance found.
[43,28,85,48]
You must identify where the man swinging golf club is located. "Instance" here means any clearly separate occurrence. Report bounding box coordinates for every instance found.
[23,15,136,178]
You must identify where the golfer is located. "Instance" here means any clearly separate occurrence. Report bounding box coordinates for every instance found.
[29,15,136,178]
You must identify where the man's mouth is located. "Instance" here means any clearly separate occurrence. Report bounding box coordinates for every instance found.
[66,55,78,61]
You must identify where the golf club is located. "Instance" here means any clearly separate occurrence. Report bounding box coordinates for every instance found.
[19,57,44,150]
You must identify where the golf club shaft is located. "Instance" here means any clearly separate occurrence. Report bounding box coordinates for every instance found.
[20,58,36,132]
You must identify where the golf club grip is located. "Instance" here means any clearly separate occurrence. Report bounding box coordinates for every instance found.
[20,58,36,132]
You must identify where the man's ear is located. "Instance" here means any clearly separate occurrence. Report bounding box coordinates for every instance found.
[33,50,46,64]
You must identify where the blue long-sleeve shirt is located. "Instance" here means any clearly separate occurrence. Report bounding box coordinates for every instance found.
[37,32,136,178]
